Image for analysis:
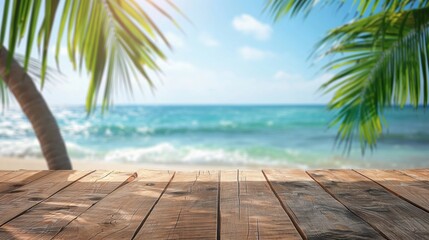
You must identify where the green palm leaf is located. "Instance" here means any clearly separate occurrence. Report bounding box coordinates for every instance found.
[319,7,429,152]
[266,0,429,153]
[265,0,429,20]
[0,0,180,113]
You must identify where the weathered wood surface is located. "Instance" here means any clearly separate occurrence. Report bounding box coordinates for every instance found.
[54,170,172,239]
[401,169,429,181]
[135,171,219,239]
[264,169,383,239]
[0,169,428,239]
[357,169,429,212]
[0,171,134,240]
[0,170,91,226]
[220,170,301,239]
[0,170,51,194]
[309,169,429,239]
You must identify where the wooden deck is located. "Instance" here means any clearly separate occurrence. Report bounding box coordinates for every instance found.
[0,169,429,239]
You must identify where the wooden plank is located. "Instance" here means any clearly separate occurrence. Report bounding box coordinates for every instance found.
[401,169,429,181]
[0,171,135,240]
[220,170,301,239]
[309,169,429,239]
[134,171,219,240]
[0,170,52,194]
[264,169,382,239]
[0,170,46,183]
[53,170,174,239]
[357,169,429,212]
[0,171,13,178]
[0,170,91,226]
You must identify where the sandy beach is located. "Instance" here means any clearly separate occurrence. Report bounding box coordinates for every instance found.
[0,157,263,171]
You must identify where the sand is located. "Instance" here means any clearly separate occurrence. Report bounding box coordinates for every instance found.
[0,157,259,171]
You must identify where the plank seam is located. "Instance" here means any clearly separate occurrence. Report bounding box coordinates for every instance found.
[398,170,429,182]
[306,170,389,240]
[217,170,221,240]
[0,171,27,182]
[51,171,138,239]
[261,170,307,240]
[0,170,53,194]
[109,171,138,193]
[130,171,176,240]
[0,170,95,227]
[237,169,241,217]
[353,169,429,214]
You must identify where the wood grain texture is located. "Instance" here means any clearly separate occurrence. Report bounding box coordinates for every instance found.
[220,170,301,240]
[264,169,382,239]
[0,170,51,194]
[357,169,429,212]
[0,171,13,178]
[401,169,429,181]
[0,171,135,240]
[0,169,427,239]
[0,170,91,226]
[134,171,219,240]
[53,169,173,239]
[309,169,429,239]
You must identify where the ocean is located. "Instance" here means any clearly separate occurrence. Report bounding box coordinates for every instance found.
[1,105,428,169]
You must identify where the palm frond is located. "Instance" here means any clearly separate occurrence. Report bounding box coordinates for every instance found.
[0,0,180,113]
[0,76,8,108]
[318,7,429,152]
[265,0,429,20]
[266,0,429,152]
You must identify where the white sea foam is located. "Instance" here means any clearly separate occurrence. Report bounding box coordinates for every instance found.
[0,128,17,137]
[0,120,32,137]
[103,142,307,167]
[4,138,419,169]
[55,109,75,119]
[0,140,42,158]
[66,142,98,158]
[219,120,235,127]
[0,137,310,168]
[62,122,91,136]
[104,143,176,163]
[137,126,154,134]
[285,148,300,157]
[0,140,96,159]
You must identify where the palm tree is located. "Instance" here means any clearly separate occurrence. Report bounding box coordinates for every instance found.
[266,0,429,153]
[0,0,180,169]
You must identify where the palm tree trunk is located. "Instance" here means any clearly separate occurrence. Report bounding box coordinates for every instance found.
[0,46,72,170]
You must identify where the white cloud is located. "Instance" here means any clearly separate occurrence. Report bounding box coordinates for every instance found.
[232,14,272,41]
[199,33,220,47]
[274,71,304,81]
[165,32,185,48]
[238,46,273,60]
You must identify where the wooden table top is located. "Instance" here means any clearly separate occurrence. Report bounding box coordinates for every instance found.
[0,169,429,239]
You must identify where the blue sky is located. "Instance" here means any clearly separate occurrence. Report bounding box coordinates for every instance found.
[18,0,356,106]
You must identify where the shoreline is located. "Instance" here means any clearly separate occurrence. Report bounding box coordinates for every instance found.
[0,157,266,171]
[2,157,428,171]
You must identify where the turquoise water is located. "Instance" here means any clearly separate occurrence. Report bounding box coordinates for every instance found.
[1,105,429,168]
